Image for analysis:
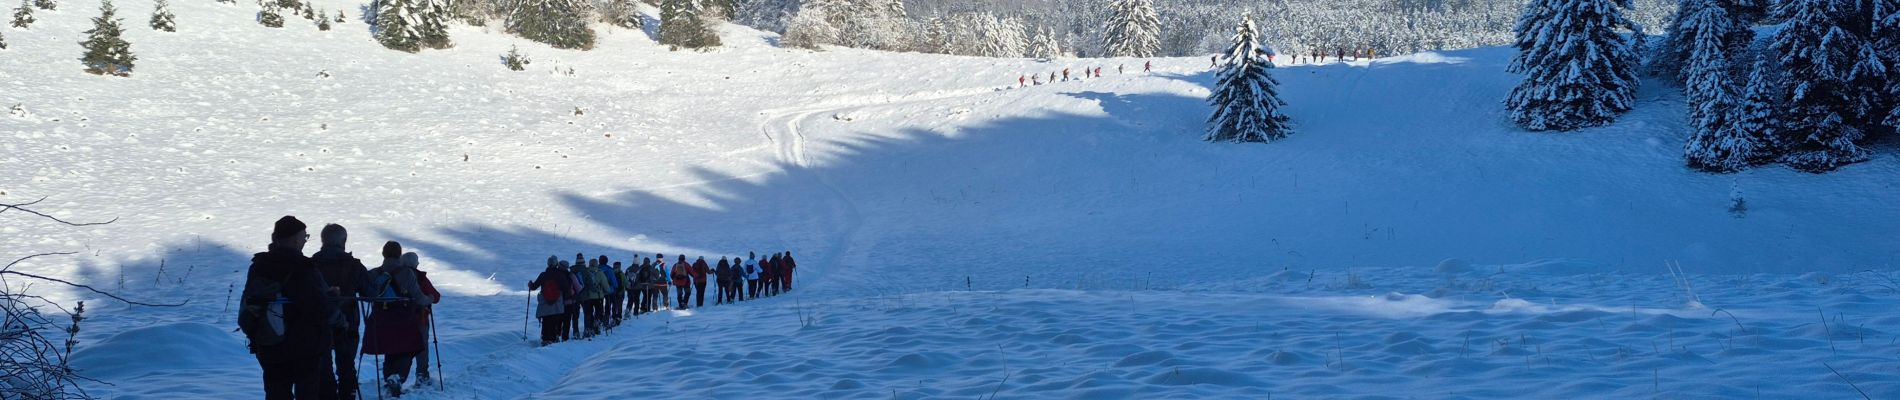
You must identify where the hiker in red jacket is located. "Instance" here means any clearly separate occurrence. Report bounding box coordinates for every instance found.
[690,257,710,308]
[782,251,797,292]
[1062,68,1070,81]
[672,255,692,309]
[1143,61,1152,72]
[1019,75,1026,87]
[413,255,442,387]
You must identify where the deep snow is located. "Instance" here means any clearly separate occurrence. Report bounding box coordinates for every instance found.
[4,0,1900,398]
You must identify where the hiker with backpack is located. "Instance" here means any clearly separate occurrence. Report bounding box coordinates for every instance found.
[311,224,374,400]
[634,257,655,314]
[744,253,760,300]
[527,256,570,346]
[362,242,432,397]
[241,216,337,400]
[579,258,608,337]
[691,256,710,308]
[411,253,442,388]
[566,255,591,338]
[655,254,673,310]
[608,261,626,326]
[671,255,692,309]
[714,257,733,305]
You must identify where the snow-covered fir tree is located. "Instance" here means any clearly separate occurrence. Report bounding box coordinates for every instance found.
[783,0,911,51]
[375,0,452,51]
[503,44,529,70]
[942,12,1024,57]
[1206,16,1292,143]
[11,0,33,29]
[1681,4,1761,172]
[1652,0,1753,84]
[1100,0,1159,57]
[1504,0,1641,131]
[1769,0,1880,172]
[316,7,331,30]
[79,0,136,76]
[258,1,284,27]
[1878,0,1900,129]
[1028,26,1063,59]
[1729,56,1787,162]
[659,0,721,49]
[150,0,174,32]
[0,30,8,50]
[507,0,595,49]
[31,0,50,11]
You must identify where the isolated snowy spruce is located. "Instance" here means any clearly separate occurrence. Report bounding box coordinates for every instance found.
[79,0,136,76]
[11,0,33,29]
[149,0,174,32]
[1205,16,1291,143]
[1504,0,1640,132]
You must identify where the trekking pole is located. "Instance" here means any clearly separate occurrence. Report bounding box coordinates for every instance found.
[430,311,445,391]
[371,303,385,400]
[355,302,368,400]
[522,290,532,341]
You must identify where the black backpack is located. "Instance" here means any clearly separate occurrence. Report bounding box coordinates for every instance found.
[237,268,291,351]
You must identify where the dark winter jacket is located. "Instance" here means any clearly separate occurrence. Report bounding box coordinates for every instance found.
[715,259,733,284]
[244,248,336,364]
[784,255,797,276]
[311,246,373,330]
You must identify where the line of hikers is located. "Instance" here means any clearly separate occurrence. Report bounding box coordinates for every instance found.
[1018,61,1153,87]
[239,216,447,399]
[527,250,798,346]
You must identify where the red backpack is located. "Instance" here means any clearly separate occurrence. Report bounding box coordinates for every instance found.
[538,274,563,303]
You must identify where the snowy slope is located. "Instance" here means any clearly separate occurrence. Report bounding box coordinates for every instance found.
[4,0,1900,398]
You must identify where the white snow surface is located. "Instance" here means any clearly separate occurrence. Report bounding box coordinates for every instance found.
[5,0,1900,398]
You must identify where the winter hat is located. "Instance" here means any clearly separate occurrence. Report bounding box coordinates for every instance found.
[382,241,402,259]
[559,260,570,268]
[547,256,559,268]
[271,216,307,241]
[402,252,420,269]
[320,224,347,247]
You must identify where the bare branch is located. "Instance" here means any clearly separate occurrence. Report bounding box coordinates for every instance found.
[0,198,118,227]
[0,271,186,307]
[6,253,77,273]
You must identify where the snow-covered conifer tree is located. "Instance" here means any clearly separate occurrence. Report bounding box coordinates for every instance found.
[79,0,136,76]
[1100,0,1159,57]
[1770,0,1880,172]
[1029,26,1063,59]
[1652,0,1753,84]
[1877,0,1900,128]
[12,0,34,29]
[1729,56,1787,163]
[1206,16,1292,143]
[31,0,50,11]
[375,0,420,50]
[316,7,331,30]
[258,1,284,27]
[1504,0,1641,131]
[418,0,452,48]
[660,0,721,48]
[150,0,175,32]
[1681,5,1763,172]
[507,0,595,49]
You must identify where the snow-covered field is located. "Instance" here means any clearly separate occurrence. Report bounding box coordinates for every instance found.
[5,0,1900,398]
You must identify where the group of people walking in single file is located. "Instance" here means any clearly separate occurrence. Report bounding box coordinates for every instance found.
[528,251,798,346]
